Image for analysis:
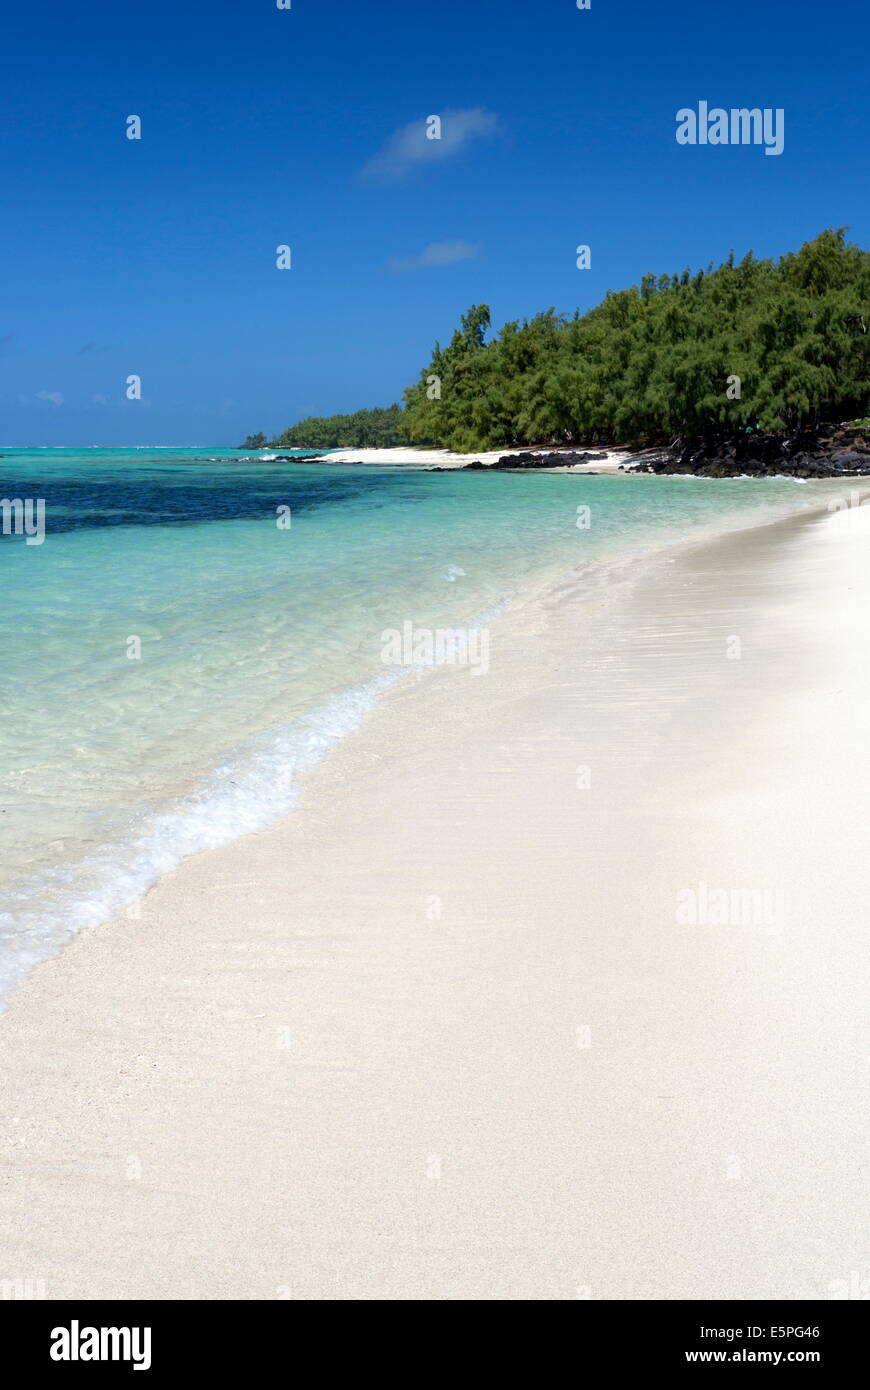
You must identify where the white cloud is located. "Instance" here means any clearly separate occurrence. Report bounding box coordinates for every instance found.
[35,390,64,407]
[360,108,501,182]
[389,239,483,273]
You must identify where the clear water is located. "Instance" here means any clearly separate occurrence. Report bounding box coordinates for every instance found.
[0,447,823,1005]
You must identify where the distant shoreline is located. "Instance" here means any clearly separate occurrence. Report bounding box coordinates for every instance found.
[259,421,870,479]
[263,445,631,472]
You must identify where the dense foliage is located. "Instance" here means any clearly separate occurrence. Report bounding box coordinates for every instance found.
[269,403,410,450]
[403,230,870,450]
[245,232,869,453]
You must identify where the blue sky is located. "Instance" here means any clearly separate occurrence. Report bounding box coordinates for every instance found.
[2,0,867,445]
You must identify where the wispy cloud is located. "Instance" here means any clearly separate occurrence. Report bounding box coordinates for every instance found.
[91,393,109,406]
[389,240,483,273]
[360,108,501,182]
[35,390,64,407]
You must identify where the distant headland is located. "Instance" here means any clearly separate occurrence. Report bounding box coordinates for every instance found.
[244,229,870,477]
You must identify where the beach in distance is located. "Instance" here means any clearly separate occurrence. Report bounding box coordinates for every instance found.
[285,444,632,470]
[1,456,869,1299]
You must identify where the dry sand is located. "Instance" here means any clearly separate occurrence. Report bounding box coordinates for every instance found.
[312,444,631,472]
[1,499,869,1300]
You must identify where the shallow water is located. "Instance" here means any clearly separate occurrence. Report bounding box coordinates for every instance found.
[0,447,827,1004]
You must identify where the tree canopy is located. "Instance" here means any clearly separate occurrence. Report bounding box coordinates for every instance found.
[403,230,870,450]
[269,403,411,450]
[244,231,870,453]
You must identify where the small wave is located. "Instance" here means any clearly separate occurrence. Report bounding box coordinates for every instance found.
[0,593,510,1011]
[0,674,399,1008]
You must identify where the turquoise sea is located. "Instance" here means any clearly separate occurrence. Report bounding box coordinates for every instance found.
[0,447,823,1005]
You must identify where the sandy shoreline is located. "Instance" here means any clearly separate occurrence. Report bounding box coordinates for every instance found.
[1,497,869,1300]
[312,444,633,472]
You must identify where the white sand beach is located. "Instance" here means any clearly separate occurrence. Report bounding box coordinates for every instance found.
[1,496,869,1300]
[315,444,632,471]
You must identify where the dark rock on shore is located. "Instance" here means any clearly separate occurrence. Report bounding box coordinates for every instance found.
[489,450,602,470]
[627,424,870,479]
[431,449,610,471]
[437,449,604,472]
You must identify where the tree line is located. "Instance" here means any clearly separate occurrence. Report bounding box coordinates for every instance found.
[243,230,870,454]
[243,404,409,451]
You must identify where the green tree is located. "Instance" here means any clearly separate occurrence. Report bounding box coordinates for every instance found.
[270,403,413,449]
[403,230,869,450]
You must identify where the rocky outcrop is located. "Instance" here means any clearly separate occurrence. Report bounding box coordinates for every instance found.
[431,450,605,472]
[488,450,603,470]
[628,424,870,478]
